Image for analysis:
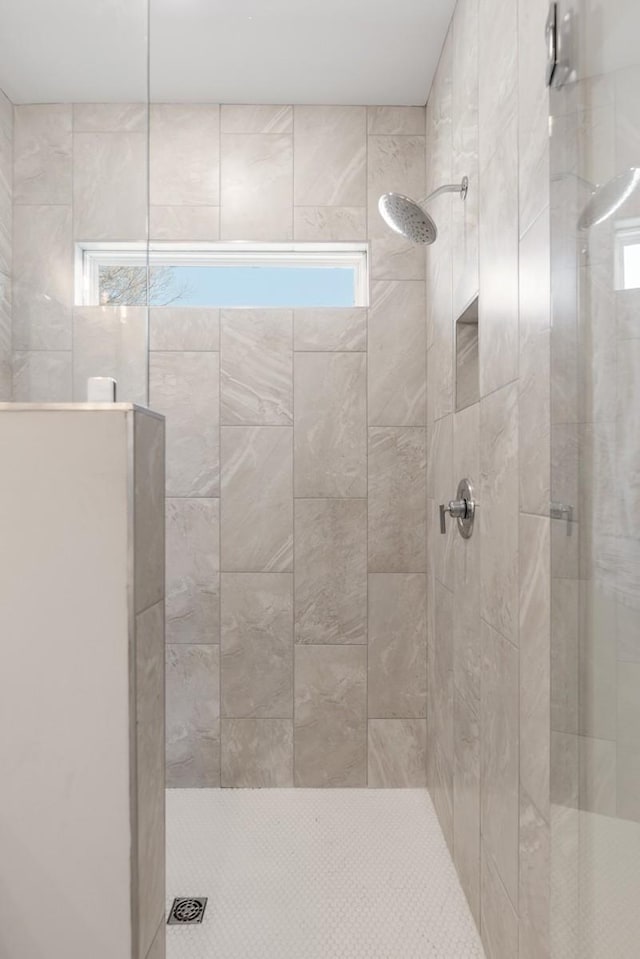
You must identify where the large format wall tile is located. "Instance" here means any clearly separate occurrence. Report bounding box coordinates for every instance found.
[368,573,427,717]
[221,426,293,572]
[295,499,367,645]
[221,309,292,424]
[0,297,9,401]
[72,306,147,404]
[519,208,551,515]
[293,206,367,241]
[518,0,551,235]
[13,204,72,350]
[166,644,220,788]
[367,107,426,135]
[294,645,366,786]
[617,661,640,822]
[428,581,455,848]
[150,104,219,206]
[453,688,480,925]
[478,0,517,170]
[481,621,519,908]
[293,106,366,207]
[221,104,293,135]
[478,118,519,396]
[150,308,220,352]
[134,411,165,616]
[166,498,219,645]
[73,103,147,133]
[135,601,165,959]
[367,719,427,787]
[294,352,366,497]
[367,134,426,279]
[480,844,519,959]
[221,718,293,787]
[428,413,455,591]
[149,205,219,241]
[221,134,293,240]
[426,36,453,430]
[520,513,550,816]
[293,308,366,352]
[450,387,482,898]
[14,105,72,205]
[368,427,426,572]
[452,402,481,709]
[149,351,219,497]
[12,350,72,402]
[519,790,550,959]
[73,132,147,240]
[368,281,426,426]
[550,577,579,737]
[0,100,10,373]
[578,734,616,816]
[221,573,293,718]
[426,255,454,421]
[451,0,479,318]
[480,381,519,642]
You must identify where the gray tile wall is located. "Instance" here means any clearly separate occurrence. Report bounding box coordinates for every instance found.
[145,104,428,789]
[0,89,11,400]
[9,100,429,789]
[133,409,166,959]
[425,0,551,956]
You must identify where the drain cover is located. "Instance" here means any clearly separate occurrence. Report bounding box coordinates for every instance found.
[167,897,208,925]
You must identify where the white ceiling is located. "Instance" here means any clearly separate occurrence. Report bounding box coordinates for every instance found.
[0,0,455,105]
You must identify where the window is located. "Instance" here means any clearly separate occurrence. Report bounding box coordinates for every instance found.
[614,220,640,290]
[76,242,368,308]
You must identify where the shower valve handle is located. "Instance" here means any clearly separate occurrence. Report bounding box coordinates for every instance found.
[439,499,468,534]
[439,479,476,539]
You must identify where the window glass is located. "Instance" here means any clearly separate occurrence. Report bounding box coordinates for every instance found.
[79,243,368,308]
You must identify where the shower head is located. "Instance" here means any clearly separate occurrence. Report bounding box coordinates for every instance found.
[578,167,640,230]
[378,192,438,244]
[378,177,468,245]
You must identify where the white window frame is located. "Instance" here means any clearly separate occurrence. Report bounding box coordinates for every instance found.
[75,241,369,307]
[614,218,640,291]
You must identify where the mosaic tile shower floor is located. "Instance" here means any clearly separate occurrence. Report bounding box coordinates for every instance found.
[166,788,485,959]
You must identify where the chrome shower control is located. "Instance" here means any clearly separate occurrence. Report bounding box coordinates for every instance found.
[439,479,476,539]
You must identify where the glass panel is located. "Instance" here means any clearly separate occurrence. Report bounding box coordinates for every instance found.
[0,0,150,404]
[550,2,640,957]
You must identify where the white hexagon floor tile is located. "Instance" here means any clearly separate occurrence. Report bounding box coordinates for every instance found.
[166,788,485,958]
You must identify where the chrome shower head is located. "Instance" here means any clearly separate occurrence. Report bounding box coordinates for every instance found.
[578,167,640,230]
[378,192,438,244]
[378,177,468,245]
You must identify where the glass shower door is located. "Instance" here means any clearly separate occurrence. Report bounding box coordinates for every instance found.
[549,1,640,956]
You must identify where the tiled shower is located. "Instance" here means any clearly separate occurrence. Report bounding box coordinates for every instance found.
[7,100,430,789]
[1,0,639,957]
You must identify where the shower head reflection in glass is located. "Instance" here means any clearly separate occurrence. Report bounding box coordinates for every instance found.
[578,167,640,229]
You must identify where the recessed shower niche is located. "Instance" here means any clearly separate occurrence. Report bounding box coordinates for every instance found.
[455,295,479,412]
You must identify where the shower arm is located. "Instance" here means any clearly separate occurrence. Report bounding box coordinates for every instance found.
[418,177,469,206]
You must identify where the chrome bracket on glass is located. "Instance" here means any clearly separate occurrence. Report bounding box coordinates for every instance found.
[550,500,574,535]
[546,1,573,88]
[439,478,476,539]
[545,3,559,86]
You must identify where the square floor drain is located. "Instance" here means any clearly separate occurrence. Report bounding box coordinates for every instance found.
[167,897,208,925]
